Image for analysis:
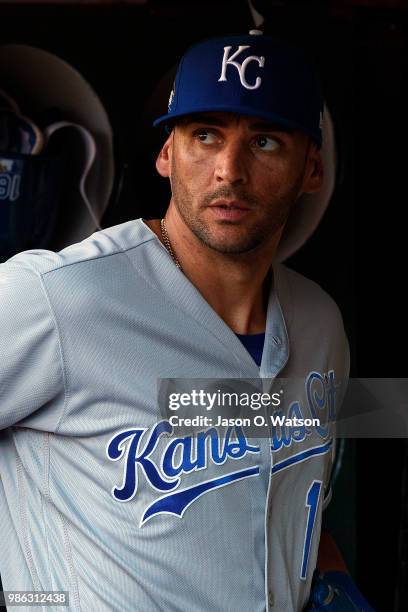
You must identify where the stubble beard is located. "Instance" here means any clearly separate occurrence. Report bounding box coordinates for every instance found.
[170,163,304,255]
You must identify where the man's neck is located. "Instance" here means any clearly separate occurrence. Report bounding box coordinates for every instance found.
[144,211,281,335]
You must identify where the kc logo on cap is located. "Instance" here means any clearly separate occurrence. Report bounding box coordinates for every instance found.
[154,31,325,148]
[218,45,265,90]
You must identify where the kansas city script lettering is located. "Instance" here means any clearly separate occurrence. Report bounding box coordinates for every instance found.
[106,371,337,524]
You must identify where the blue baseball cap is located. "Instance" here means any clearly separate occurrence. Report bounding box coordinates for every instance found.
[153,30,324,148]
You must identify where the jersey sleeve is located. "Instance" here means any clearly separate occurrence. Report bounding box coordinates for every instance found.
[323,320,350,511]
[0,259,66,431]
[322,440,335,510]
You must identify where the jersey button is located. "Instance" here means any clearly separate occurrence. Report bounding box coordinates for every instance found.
[268,590,274,607]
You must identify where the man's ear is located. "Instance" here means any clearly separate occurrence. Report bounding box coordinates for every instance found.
[301,143,324,194]
[156,132,174,178]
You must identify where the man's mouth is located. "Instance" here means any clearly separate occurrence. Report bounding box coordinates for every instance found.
[207,200,251,221]
[209,200,251,211]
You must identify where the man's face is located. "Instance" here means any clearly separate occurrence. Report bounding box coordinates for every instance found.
[157,112,322,254]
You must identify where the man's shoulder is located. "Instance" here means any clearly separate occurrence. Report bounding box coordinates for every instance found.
[274,262,345,327]
[2,218,155,279]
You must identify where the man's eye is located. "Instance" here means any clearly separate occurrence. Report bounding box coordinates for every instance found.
[195,130,218,144]
[255,136,280,151]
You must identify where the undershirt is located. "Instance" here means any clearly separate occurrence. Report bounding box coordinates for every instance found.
[235,332,265,367]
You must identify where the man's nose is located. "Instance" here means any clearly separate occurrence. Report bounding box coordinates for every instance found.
[214,140,249,185]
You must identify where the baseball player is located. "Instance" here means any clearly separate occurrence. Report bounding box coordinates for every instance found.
[0,31,371,611]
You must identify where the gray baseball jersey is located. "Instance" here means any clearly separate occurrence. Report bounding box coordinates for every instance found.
[0,219,349,612]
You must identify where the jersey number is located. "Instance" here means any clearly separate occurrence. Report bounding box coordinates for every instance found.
[300,479,323,580]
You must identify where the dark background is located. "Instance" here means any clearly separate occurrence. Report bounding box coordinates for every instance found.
[0,1,407,610]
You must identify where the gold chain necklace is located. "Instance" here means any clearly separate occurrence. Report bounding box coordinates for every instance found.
[160,218,182,270]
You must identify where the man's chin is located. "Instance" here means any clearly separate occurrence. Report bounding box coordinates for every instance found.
[195,231,264,255]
